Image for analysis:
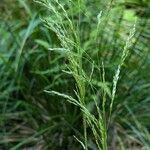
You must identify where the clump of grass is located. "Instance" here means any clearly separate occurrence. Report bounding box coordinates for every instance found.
[0,0,150,149]
[36,0,138,149]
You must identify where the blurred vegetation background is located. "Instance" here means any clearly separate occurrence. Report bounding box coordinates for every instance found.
[0,0,150,149]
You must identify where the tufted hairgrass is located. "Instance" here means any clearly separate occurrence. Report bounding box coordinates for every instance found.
[0,0,150,149]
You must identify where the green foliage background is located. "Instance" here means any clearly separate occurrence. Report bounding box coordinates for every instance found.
[0,0,150,149]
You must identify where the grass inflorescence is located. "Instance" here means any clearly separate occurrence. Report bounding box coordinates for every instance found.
[0,0,150,149]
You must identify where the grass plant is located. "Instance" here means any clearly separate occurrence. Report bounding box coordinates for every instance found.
[0,0,150,149]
